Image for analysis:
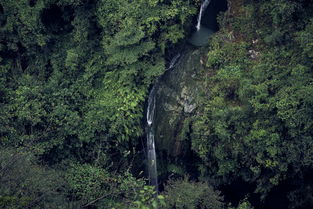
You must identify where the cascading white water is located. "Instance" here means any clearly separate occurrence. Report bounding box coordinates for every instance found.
[167,53,181,70]
[146,54,181,191]
[196,0,212,31]
[146,86,158,189]
[147,86,156,126]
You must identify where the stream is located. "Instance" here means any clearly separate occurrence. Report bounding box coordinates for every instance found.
[145,0,228,190]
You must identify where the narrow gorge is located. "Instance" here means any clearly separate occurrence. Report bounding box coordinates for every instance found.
[1,0,312,208]
[146,0,228,190]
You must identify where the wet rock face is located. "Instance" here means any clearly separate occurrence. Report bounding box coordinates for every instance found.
[180,86,197,113]
[154,48,206,158]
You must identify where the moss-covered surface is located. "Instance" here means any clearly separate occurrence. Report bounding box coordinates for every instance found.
[154,46,210,178]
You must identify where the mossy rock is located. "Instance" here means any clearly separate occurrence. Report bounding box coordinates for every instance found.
[154,48,208,158]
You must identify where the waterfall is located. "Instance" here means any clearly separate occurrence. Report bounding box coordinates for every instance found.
[196,0,212,31]
[146,54,181,191]
[146,85,158,189]
[167,53,181,70]
[147,86,156,126]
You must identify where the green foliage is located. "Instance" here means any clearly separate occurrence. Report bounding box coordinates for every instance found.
[163,177,224,209]
[93,0,196,144]
[0,149,164,209]
[0,149,67,209]
[228,199,254,209]
[191,0,313,207]
[65,163,164,209]
[0,0,196,159]
[1,0,312,208]
[66,164,110,201]
[0,0,198,208]
[296,18,313,59]
[131,187,166,209]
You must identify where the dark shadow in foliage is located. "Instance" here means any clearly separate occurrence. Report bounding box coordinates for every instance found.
[0,4,6,27]
[219,178,259,208]
[41,4,74,35]
[261,180,291,209]
[262,171,313,209]
[202,0,228,31]
[29,0,37,7]
[16,42,29,71]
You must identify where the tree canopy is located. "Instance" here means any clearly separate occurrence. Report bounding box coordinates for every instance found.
[0,0,312,208]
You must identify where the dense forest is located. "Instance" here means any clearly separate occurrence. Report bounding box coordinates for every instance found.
[0,0,312,208]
